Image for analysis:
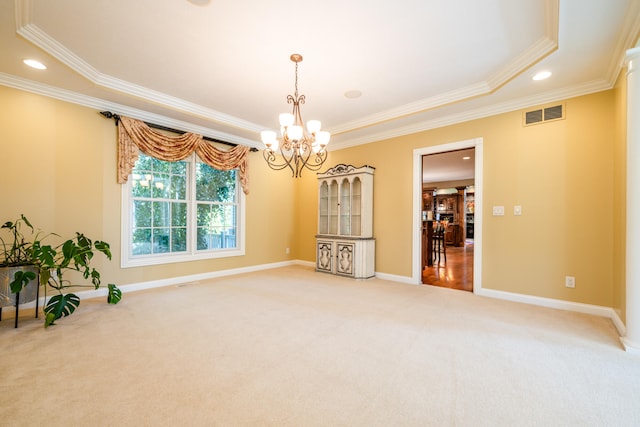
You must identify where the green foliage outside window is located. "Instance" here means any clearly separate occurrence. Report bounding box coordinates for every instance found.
[129,154,238,257]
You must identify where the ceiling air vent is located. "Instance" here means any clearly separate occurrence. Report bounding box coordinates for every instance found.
[523,104,565,126]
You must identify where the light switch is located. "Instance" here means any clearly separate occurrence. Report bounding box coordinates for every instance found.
[514,205,522,216]
[492,206,505,216]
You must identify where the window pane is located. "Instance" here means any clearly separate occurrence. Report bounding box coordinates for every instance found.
[171,161,186,175]
[152,202,171,227]
[152,173,171,199]
[151,157,171,173]
[133,201,152,227]
[132,175,152,198]
[224,205,236,228]
[171,227,187,252]
[196,164,236,203]
[171,174,186,200]
[196,227,209,250]
[132,228,152,255]
[153,228,170,253]
[171,203,187,227]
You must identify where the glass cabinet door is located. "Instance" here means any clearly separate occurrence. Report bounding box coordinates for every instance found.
[351,178,362,236]
[319,181,329,234]
[340,179,351,235]
[329,180,339,234]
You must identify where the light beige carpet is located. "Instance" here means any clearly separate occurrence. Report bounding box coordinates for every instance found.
[1,265,639,426]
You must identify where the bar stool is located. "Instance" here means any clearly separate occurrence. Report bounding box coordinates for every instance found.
[432,222,447,265]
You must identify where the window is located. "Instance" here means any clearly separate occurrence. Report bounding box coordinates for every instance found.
[121,153,245,267]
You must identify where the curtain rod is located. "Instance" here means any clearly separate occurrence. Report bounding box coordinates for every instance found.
[99,111,258,152]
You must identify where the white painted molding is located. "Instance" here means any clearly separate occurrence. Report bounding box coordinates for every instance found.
[476,287,625,334]
[329,2,559,136]
[330,79,612,151]
[15,3,264,133]
[14,0,562,142]
[0,260,302,316]
[375,271,416,285]
[620,337,640,355]
[0,72,261,149]
[3,261,626,347]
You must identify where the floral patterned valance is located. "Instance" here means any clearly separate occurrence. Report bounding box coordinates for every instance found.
[117,116,250,194]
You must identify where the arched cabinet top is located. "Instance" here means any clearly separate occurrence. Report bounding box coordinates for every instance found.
[317,164,375,179]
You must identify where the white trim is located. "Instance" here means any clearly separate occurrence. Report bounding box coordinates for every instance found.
[375,271,416,285]
[330,80,611,151]
[620,337,640,354]
[1,260,303,316]
[412,138,483,293]
[0,72,261,149]
[477,287,613,318]
[477,287,627,338]
[4,262,626,346]
[15,6,264,134]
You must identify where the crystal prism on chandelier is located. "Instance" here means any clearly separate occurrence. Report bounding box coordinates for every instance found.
[261,54,330,177]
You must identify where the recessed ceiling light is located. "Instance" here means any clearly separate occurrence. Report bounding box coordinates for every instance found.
[344,90,362,99]
[532,71,552,81]
[23,59,46,70]
[187,0,211,5]
[462,156,471,160]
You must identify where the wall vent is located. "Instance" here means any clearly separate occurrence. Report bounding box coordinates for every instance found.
[523,104,565,126]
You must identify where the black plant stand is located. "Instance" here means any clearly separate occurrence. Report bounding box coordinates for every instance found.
[0,284,39,328]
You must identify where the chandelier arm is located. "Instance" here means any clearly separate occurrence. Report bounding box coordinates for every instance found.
[263,148,300,177]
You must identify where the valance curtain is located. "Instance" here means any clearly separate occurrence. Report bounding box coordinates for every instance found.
[117,116,250,194]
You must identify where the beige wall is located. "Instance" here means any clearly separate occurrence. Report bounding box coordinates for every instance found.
[0,85,297,288]
[1,84,626,313]
[300,91,620,308]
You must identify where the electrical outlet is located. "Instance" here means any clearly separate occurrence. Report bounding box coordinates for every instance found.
[514,205,522,216]
[565,276,575,288]
[285,247,290,255]
[492,206,505,216]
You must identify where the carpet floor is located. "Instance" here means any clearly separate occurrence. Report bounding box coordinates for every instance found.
[1,265,639,426]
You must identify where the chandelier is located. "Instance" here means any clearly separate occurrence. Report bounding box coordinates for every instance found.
[261,54,330,177]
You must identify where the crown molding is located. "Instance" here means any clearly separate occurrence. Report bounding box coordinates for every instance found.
[330,78,612,151]
[0,72,261,148]
[607,0,640,83]
[14,0,263,133]
[0,69,612,153]
[331,1,559,136]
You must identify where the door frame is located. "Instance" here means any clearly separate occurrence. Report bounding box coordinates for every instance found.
[411,138,483,293]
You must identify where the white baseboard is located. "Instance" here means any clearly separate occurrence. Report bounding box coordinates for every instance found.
[369,272,628,338]
[3,262,628,343]
[374,271,417,285]
[475,287,626,336]
[1,260,303,316]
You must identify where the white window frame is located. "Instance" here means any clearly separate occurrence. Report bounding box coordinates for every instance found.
[120,153,245,268]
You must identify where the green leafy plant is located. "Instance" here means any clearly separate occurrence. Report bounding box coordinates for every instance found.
[1,215,37,267]
[0,215,122,327]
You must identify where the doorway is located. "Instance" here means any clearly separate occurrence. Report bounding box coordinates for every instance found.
[421,149,475,291]
[411,138,483,294]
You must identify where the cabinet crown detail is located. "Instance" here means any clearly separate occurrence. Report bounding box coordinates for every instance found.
[317,164,375,178]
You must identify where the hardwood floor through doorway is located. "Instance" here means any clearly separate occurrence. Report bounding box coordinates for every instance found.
[422,240,474,292]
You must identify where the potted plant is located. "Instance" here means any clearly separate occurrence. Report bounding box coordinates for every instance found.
[0,215,122,327]
[0,215,39,313]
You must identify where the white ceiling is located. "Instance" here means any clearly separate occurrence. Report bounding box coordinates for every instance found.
[1,0,639,173]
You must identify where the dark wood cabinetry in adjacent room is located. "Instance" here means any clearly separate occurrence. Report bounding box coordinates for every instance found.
[422,191,464,247]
